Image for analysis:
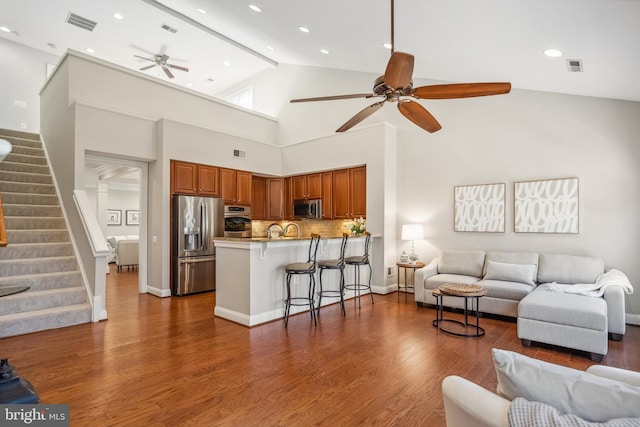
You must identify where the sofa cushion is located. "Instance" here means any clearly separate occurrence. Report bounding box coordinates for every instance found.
[493,349,640,422]
[439,249,486,277]
[518,289,607,330]
[537,253,604,284]
[484,251,539,282]
[484,260,537,286]
[475,279,534,301]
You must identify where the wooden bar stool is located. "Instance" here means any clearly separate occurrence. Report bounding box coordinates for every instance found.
[316,233,349,316]
[344,232,374,309]
[284,233,321,328]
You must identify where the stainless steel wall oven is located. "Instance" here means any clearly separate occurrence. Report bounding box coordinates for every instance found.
[224,205,252,238]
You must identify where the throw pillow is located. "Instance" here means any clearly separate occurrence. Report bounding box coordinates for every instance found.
[492,349,640,422]
[483,260,536,286]
[438,249,486,277]
[509,398,640,427]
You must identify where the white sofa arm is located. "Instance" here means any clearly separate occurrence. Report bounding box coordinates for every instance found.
[414,257,439,303]
[603,281,626,339]
[586,365,640,387]
[442,376,510,427]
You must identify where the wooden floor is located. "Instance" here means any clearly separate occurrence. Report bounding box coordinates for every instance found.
[2,266,639,426]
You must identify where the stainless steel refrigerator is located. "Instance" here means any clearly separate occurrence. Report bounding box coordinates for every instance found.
[172,195,224,296]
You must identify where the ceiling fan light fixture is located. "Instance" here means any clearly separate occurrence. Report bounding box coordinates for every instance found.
[249,5,262,13]
[543,48,563,58]
[298,26,310,33]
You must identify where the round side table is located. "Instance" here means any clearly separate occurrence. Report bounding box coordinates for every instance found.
[396,261,425,302]
[432,284,486,337]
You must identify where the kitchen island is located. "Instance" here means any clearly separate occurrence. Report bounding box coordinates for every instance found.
[213,235,376,326]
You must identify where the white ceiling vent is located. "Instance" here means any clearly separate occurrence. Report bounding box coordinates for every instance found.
[65,13,97,32]
[233,149,246,159]
[566,59,583,72]
[161,23,178,33]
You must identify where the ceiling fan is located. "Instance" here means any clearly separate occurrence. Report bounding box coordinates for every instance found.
[134,53,189,79]
[290,0,511,133]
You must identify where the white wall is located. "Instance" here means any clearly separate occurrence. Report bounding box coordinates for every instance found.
[0,38,59,133]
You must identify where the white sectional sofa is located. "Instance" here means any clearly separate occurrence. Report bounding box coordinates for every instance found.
[106,235,139,270]
[442,349,640,427]
[415,250,633,361]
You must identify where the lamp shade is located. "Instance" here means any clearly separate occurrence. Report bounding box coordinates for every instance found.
[401,224,424,241]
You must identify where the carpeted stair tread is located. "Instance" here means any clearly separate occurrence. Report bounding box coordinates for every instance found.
[0,303,92,338]
[0,192,59,205]
[0,242,74,260]
[2,204,62,217]
[0,130,41,141]
[0,256,78,277]
[4,216,66,229]
[0,181,55,194]
[0,170,52,184]
[6,145,44,157]
[0,287,87,316]
[2,153,47,166]
[0,161,50,175]
[0,271,83,291]
[6,229,70,243]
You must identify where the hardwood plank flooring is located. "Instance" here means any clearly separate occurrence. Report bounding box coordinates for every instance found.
[1,266,639,426]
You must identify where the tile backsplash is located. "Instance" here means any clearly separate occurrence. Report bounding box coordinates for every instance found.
[252,219,360,238]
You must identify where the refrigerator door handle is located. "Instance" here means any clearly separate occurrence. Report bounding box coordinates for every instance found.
[201,201,208,252]
[179,256,216,264]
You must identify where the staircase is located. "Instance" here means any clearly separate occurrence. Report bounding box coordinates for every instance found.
[0,128,91,338]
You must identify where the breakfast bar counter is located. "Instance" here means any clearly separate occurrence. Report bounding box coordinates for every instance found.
[213,235,376,326]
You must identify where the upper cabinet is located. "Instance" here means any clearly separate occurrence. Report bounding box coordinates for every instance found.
[291,173,322,200]
[171,160,220,196]
[332,166,366,219]
[251,176,266,220]
[266,178,285,220]
[221,168,252,206]
[321,171,333,219]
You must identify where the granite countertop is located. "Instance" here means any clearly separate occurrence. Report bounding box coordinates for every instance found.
[213,234,375,243]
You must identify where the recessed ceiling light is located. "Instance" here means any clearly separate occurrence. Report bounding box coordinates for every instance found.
[86,48,95,54]
[197,8,207,14]
[266,46,274,51]
[113,12,123,20]
[249,5,262,12]
[320,49,329,55]
[187,83,193,87]
[298,26,310,33]
[544,48,563,58]
[383,43,392,50]
[0,26,10,33]
[223,61,230,66]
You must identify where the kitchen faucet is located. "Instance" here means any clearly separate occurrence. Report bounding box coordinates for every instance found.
[282,223,300,238]
[267,223,283,239]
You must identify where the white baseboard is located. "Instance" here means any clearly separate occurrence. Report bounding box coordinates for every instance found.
[146,286,171,297]
[373,284,400,295]
[625,313,640,326]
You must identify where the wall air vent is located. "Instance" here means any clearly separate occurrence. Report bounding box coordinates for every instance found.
[566,59,583,72]
[233,149,246,159]
[65,13,97,32]
[161,24,178,34]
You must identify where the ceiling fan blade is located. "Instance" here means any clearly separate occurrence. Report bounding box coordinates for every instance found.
[162,66,174,79]
[413,82,512,99]
[139,64,157,71]
[134,55,155,62]
[291,93,374,103]
[398,101,442,133]
[336,101,385,132]
[168,64,189,72]
[384,51,414,90]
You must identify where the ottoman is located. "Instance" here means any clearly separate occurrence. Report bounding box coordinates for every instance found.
[517,289,608,361]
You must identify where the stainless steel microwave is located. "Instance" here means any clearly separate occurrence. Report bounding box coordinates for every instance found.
[293,199,322,219]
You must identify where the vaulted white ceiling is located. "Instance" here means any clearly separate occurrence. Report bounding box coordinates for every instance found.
[1,0,639,103]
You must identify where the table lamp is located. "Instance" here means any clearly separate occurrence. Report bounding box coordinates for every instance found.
[401,224,424,263]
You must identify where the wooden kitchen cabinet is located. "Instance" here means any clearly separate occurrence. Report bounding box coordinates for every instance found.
[284,177,293,220]
[266,178,285,220]
[251,176,266,220]
[221,168,252,205]
[171,160,220,196]
[321,171,333,219]
[291,173,322,200]
[332,166,366,219]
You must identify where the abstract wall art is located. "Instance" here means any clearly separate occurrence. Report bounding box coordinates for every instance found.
[514,177,579,233]
[454,183,505,232]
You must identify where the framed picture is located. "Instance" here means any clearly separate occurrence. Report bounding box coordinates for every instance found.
[107,210,121,226]
[514,177,579,233]
[126,210,140,226]
[454,183,505,232]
